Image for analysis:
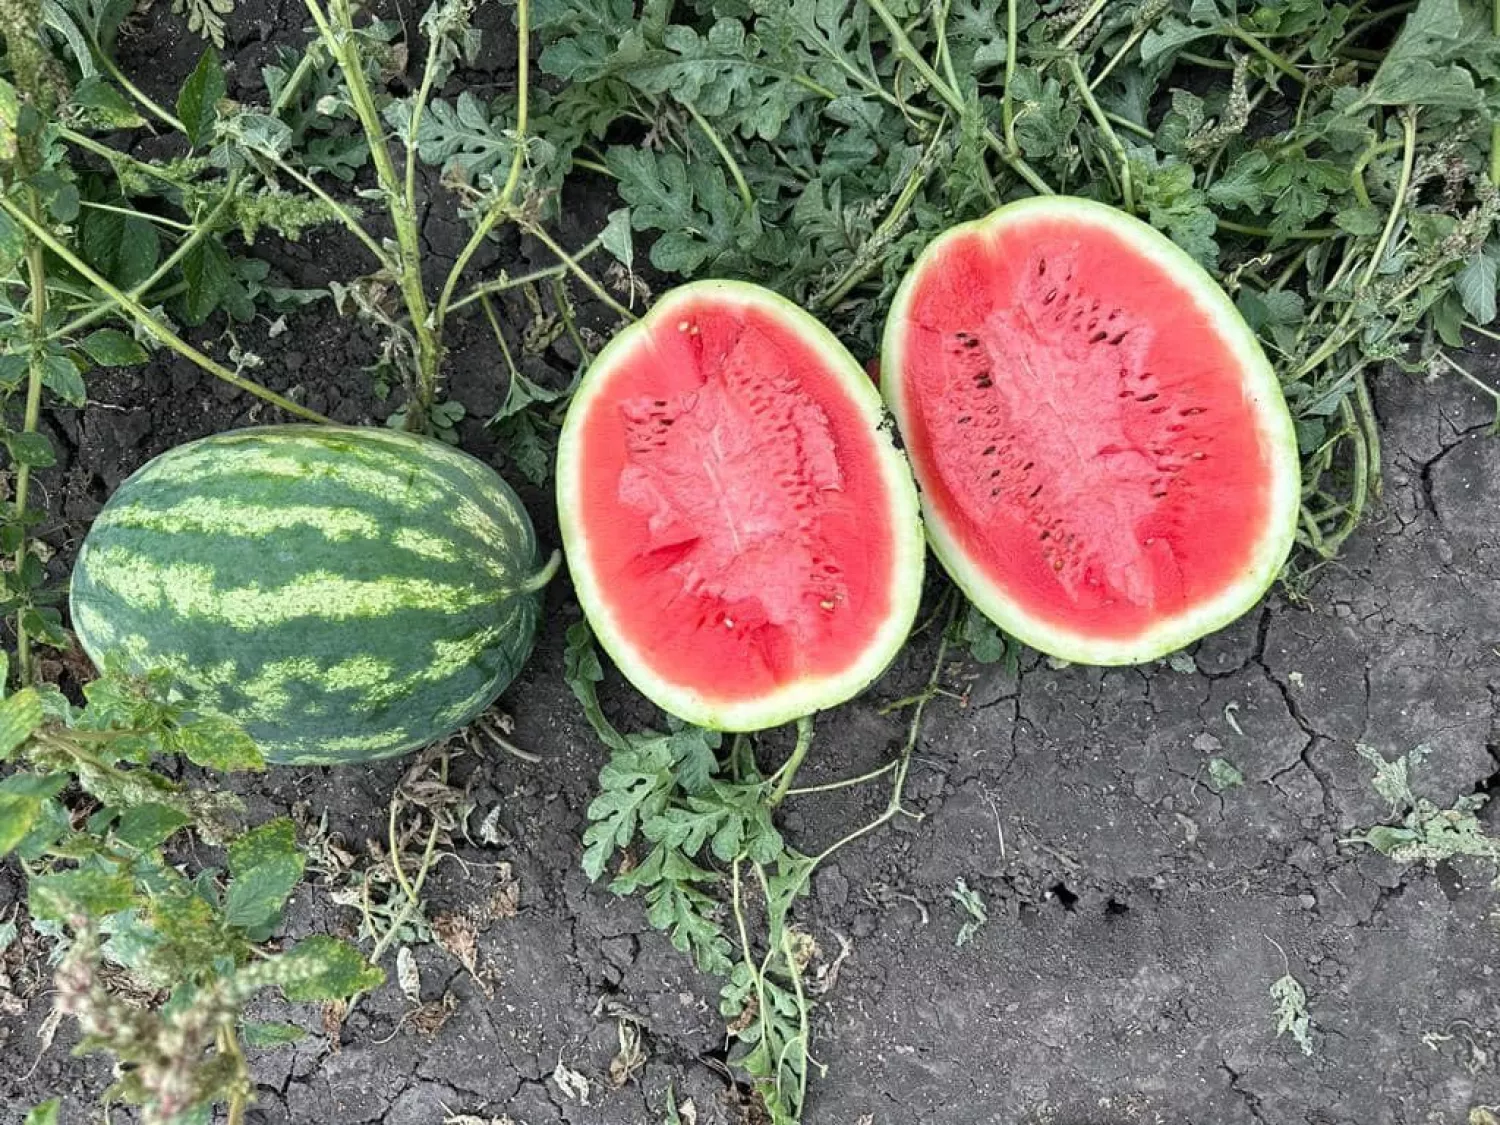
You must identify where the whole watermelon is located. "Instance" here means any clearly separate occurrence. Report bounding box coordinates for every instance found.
[70,425,557,765]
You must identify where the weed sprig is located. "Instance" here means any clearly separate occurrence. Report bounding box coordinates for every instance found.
[2,663,382,1124]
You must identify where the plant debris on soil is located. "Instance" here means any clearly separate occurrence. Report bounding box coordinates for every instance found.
[3,0,1500,1122]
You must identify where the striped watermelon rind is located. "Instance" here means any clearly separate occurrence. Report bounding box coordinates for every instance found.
[70,425,556,765]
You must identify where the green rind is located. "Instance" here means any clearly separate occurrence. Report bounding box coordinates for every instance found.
[70,425,548,765]
[557,279,926,731]
[882,196,1302,666]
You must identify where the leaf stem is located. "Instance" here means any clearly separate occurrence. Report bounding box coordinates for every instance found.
[308,0,440,427]
[450,236,603,314]
[1492,0,1499,184]
[1225,24,1308,87]
[51,172,243,342]
[864,0,1053,195]
[74,200,193,232]
[683,100,754,214]
[434,0,531,338]
[90,34,185,132]
[518,221,635,322]
[1359,111,1417,290]
[13,190,47,685]
[1216,219,1337,240]
[1069,58,1133,213]
[768,716,814,808]
[1350,138,1403,210]
[813,596,957,866]
[1002,0,1019,152]
[785,758,898,797]
[264,154,393,268]
[1058,0,1107,48]
[0,195,330,422]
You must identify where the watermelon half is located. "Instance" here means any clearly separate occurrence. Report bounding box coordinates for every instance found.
[884,197,1300,665]
[557,281,925,730]
[70,425,556,765]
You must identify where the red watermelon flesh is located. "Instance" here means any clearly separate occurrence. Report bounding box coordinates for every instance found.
[559,281,924,729]
[885,197,1300,664]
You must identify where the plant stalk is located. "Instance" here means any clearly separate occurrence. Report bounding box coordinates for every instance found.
[434,0,532,334]
[1492,0,1499,184]
[307,0,440,428]
[768,716,815,807]
[12,191,47,685]
[0,196,330,422]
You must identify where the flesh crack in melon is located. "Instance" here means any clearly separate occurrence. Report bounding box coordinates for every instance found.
[884,197,1300,664]
[558,281,925,729]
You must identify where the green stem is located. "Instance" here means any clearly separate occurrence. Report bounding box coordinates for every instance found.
[404,19,446,220]
[1439,351,1500,416]
[1106,111,1154,140]
[1359,111,1417,290]
[520,222,635,322]
[1058,0,1107,48]
[1226,24,1308,87]
[218,1025,249,1125]
[1350,138,1403,209]
[684,100,754,214]
[933,0,963,109]
[60,128,190,188]
[1179,50,1238,71]
[1316,391,1371,557]
[815,123,945,311]
[271,155,399,270]
[365,756,448,974]
[785,759,898,797]
[309,0,439,426]
[513,550,561,596]
[13,191,47,686]
[0,196,330,422]
[51,174,241,342]
[1492,0,1499,183]
[433,0,531,337]
[450,237,603,314]
[864,0,1053,195]
[760,861,811,1112]
[572,156,614,178]
[768,716,815,807]
[91,35,185,132]
[1002,0,1019,153]
[479,292,521,385]
[75,200,193,232]
[1069,58,1133,213]
[1091,24,1151,90]
[1216,219,1337,240]
[813,597,957,866]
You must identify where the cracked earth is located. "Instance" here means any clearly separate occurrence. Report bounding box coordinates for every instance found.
[4,1,1500,1121]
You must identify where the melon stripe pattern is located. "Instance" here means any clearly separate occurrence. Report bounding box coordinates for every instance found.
[70,425,554,765]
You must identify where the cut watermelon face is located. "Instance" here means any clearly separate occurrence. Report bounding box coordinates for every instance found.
[884,197,1300,665]
[558,281,925,730]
